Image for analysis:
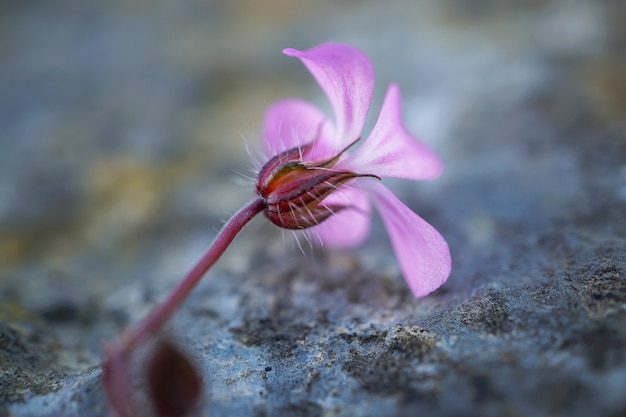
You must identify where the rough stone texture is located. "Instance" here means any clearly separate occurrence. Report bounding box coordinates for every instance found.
[1,1,625,416]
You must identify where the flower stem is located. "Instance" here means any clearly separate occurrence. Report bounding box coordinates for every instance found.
[121,197,265,349]
[104,198,265,417]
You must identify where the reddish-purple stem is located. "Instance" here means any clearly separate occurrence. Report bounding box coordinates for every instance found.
[104,198,265,417]
[124,197,265,349]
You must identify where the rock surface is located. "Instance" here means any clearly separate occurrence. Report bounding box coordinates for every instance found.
[1,1,625,416]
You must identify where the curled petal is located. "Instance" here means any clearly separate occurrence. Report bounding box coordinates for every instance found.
[284,43,374,151]
[343,84,443,180]
[308,185,371,249]
[367,182,450,297]
[261,98,334,159]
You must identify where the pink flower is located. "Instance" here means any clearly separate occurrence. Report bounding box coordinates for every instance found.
[103,43,452,417]
[257,43,451,297]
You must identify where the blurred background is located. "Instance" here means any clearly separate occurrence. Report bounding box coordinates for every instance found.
[1,0,625,415]
[2,0,622,302]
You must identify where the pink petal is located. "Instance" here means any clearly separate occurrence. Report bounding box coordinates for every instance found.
[261,98,334,159]
[367,182,450,297]
[308,185,372,249]
[343,84,443,180]
[284,43,374,151]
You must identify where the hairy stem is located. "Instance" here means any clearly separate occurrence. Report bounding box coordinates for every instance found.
[124,197,265,349]
[104,198,265,417]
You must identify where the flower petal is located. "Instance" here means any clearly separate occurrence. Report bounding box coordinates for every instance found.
[367,182,450,297]
[261,98,334,159]
[308,185,371,249]
[343,84,443,180]
[284,43,374,151]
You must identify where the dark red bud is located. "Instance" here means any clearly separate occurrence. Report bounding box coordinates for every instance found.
[255,145,377,230]
[147,340,202,417]
[256,143,315,195]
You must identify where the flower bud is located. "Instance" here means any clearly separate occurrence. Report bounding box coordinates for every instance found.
[256,144,376,229]
[147,340,202,417]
